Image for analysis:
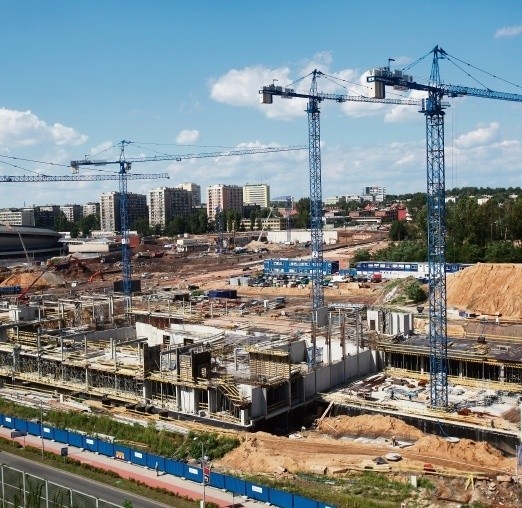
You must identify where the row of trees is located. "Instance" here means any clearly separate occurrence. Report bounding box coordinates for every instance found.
[41,195,321,239]
[44,188,521,264]
[375,192,522,263]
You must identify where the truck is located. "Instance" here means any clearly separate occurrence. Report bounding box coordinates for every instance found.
[370,272,382,283]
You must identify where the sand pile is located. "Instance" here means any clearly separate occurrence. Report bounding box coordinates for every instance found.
[317,414,424,441]
[218,433,302,473]
[446,263,522,319]
[1,272,48,288]
[409,435,512,471]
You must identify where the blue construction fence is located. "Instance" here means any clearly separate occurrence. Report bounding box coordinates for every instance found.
[0,412,336,508]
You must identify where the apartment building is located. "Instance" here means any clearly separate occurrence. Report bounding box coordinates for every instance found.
[243,183,270,208]
[60,204,82,223]
[100,192,147,232]
[206,184,243,222]
[0,208,35,227]
[34,205,61,229]
[83,202,100,217]
[176,182,201,207]
[148,187,192,228]
[362,186,386,203]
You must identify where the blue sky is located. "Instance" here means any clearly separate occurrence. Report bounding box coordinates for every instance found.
[0,0,521,209]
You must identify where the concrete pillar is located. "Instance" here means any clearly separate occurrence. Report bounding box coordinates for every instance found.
[499,364,505,383]
[143,380,152,401]
[176,385,181,411]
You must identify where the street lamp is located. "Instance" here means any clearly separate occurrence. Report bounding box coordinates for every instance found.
[193,437,206,508]
[40,401,45,458]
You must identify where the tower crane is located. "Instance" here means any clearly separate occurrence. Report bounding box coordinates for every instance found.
[214,205,225,253]
[271,195,293,243]
[260,71,421,365]
[70,141,306,311]
[367,46,522,409]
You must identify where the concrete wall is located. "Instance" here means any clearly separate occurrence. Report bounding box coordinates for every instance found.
[168,323,224,336]
[135,322,165,346]
[72,326,135,342]
[247,385,266,419]
[9,305,39,322]
[68,242,116,254]
[179,387,195,413]
[267,230,339,245]
[303,350,377,400]
[390,312,413,335]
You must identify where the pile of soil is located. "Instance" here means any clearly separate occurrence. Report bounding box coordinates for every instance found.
[447,263,522,319]
[0,272,50,288]
[317,414,424,441]
[409,435,512,471]
[218,433,302,473]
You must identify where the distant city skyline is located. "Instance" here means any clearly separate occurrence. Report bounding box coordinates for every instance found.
[0,2,521,207]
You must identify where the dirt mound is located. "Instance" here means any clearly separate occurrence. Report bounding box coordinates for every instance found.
[218,434,301,473]
[0,272,49,288]
[317,414,424,441]
[409,435,511,471]
[447,263,522,319]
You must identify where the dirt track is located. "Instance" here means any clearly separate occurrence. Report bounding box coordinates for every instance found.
[217,416,515,477]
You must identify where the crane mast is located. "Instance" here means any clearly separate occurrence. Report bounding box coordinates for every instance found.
[307,72,325,331]
[368,45,522,409]
[424,49,449,408]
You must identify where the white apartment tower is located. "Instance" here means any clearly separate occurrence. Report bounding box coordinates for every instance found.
[206,184,243,222]
[176,182,201,207]
[0,208,35,227]
[243,183,270,208]
[148,187,193,228]
[60,204,82,223]
[362,186,386,203]
[83,202,100,217]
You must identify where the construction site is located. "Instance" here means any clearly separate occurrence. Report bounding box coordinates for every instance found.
[0,239,521,506]
[0,42,521,506]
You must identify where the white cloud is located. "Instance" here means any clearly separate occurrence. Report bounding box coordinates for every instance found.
[0,108,87,148]
[494,25,522,38]
[455,122,500,149]
[176,129,200,144]
[89,141,115,156]
[211,56,426,124]
[210,64,305,121]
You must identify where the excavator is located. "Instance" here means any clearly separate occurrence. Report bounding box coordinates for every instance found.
[53,254,105,283]
[88,270,105,283]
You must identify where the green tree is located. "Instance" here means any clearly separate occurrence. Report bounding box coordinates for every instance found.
[485,242,522,262]
[53,211,69,232]
[352,248,372,263]
[131,218,151,236]
[294,197,310,228]
[78,213,100,237]
[389,220,410,241]
[404,279,427,303]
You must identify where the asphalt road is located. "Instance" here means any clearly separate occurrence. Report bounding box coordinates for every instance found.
[0,427,255,507]
[0,451,172,508]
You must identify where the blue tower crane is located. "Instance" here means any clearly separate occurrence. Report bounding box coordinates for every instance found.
[214,205,225,253]
[71,142,305,312]
[367,46,522,409]
[260,72,420,366]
